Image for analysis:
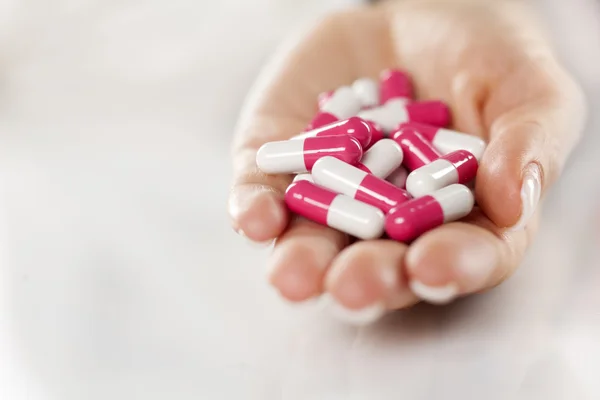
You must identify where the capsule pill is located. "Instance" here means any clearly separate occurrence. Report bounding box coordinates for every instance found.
[406,150,478,198]
[312,156,412,213]
[286,180,385,240]
[398,122,486,160]
[256,135,363,174]
[385,184,474,242]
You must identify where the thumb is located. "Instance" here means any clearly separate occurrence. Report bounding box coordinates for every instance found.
[476,83,586,230]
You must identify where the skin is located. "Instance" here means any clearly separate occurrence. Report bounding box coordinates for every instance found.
[228,0,586,313]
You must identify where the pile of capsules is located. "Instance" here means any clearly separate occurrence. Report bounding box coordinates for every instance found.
[256,69,487,242]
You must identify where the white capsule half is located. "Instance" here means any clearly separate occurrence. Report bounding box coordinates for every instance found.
[433,129,486,160]
[430,184,474,222]
[321,86,362,119]
[357,100,408,133]
[256,139,305,174]
[313,157,368,198]
[352,78,379,109]
[359,139,403,179]
[327,195,385,240]
[293,174,314,183]
[406,159,458,198]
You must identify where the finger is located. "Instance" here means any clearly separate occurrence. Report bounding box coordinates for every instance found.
[404,209,538,305]
[229,114,306,242]
[477,60,587,229]
[323,240,418,325]
[268,217,348,302]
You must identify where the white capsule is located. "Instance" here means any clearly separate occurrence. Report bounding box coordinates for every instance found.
[432,129,486,160]
[357,139,403,179]
[321,86,362,119]
[352,78,379,109]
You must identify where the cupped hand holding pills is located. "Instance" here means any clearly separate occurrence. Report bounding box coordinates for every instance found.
[228,0,586,324]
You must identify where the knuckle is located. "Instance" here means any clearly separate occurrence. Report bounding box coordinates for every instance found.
[233,114,306,153]
[233,169,291,194]
[541,132,562,186]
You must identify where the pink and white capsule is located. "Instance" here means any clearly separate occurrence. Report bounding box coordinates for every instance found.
[385,184,474,242]
[292,117,372,148]
[380,69,413,105]
[398,122,486,160]
[307,86,362,130]
[358,100,450,133]
[312,156,412,213]
[392,128,442,171]
[406,150,478,197]
[286,180,385,240]
[256,135,363,174]
[357,139,404,179]
[387,166,408,189]
[352,78,380,109]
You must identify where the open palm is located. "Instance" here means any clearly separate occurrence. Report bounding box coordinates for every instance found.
[228,0,585,323]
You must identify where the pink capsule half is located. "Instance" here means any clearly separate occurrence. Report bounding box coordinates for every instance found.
[385,184,474,242]
[380,69,413,104]
[292,117,373,148]
[256,135,363,174]
[392,128,442,171]
[397,122,487,160]
[406,150,478,197]
[312,156,412,213]
[306,86,362,130]
[285,180,385,240]
[356,139,404,179]
[405,101,450,127]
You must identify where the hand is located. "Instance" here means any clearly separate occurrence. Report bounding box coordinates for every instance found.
[228,0,586,322]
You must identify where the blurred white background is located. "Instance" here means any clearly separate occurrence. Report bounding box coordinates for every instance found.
[0,0,599,399]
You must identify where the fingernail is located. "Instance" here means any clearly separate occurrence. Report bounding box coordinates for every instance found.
[325,260,397,312]
[321,294,386,326]
[229,186,286,241]
[270,263,321,302]
[237,228,274,248]
[278,294,321,308]
[510,162,542,232]
[409,280,459,305]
